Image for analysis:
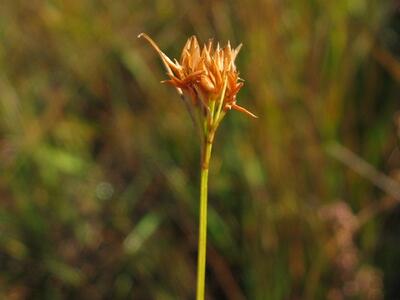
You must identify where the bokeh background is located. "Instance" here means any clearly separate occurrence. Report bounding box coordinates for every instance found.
[1,0,400,299]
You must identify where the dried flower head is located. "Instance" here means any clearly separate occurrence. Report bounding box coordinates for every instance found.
[138,33,257,125]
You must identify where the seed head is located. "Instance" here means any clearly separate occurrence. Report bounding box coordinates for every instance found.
[138,33,257,121]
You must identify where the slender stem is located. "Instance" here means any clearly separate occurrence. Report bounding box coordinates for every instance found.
[196,131,214,300]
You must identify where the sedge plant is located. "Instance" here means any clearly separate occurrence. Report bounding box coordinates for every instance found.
[138,33,256,300]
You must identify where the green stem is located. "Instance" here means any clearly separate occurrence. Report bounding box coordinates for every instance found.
[196,131,214,300]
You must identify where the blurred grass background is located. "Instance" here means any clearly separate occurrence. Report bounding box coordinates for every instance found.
[1,0,400,299]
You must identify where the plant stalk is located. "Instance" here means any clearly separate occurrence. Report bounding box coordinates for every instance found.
[196,131,215,300]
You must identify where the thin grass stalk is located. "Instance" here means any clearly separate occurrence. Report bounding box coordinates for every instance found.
[196,132,214,300]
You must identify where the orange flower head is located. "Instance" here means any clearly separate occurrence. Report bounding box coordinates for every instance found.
[138,33,257,120]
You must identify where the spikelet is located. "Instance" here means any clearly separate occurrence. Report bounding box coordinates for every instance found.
[138,33,257,119]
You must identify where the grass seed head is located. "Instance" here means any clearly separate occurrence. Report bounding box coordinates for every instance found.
[138,33,257,121]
